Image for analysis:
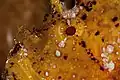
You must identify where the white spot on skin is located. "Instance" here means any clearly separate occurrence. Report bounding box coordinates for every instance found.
[45,71,49,77]
[119,46,120,48]
[101,53,108,58]
[24,53,28,56]
[19,46,28,56]
[102,47,106,52]
[6,59,9,63]
[102,57,109,63]
[72,74,76,78]
[61,5,79,19]
[55,0,58,3]
[58,38,67,48]
[53,64,57,69]
[18,59,23,63]
[55,50,61,57]
[101,46,115,72]
[41,77,46,80]
[118,57,120,60]
[18,60,21,63]
[106,45,114,54]
[81,78,85,80]
[104,61,115,72]
[67,19,71,25]
[72,47,76,51]
[29,76,32,79]
[84,25,87,28]
[116,52,119,55]
[50,34,54,37]
[112,41,116,45]
[71,12,76,18]
[20,53,22,56]
[79,6,83,10]
[117,38,120,43]
[23,48,27,53]
[58,41,65,48]
[23,48,28,56]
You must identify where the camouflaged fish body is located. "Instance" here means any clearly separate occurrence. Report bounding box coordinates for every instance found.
[3,0,120,80]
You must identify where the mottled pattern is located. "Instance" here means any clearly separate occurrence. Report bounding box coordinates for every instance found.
[3,0,120,80]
